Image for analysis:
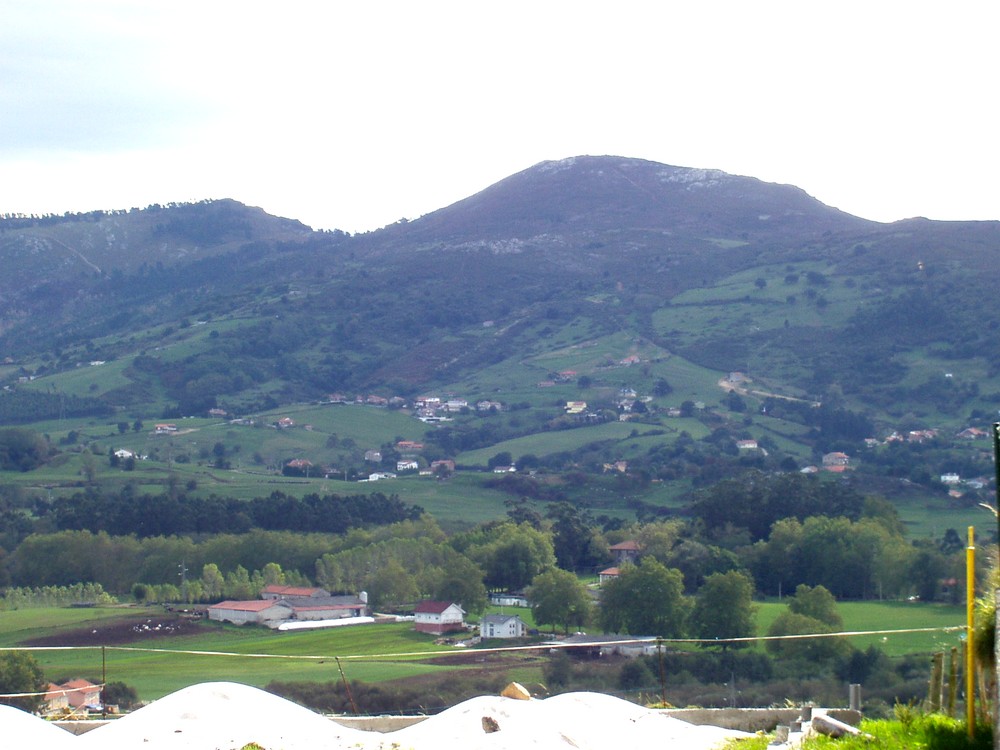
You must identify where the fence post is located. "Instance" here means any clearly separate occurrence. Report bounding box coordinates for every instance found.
[849,684,861,712]
[929,652,944,713]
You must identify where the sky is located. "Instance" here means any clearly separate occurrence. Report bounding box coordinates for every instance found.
[1,1,997,234]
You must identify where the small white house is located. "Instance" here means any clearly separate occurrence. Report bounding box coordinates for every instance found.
[414,600,466,634]
[480,614,527,639]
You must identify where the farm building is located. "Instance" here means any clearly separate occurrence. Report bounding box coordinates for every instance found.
[414,600,466,634]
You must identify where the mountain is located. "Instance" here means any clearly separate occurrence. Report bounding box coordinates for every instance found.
[2,155,1000,436]
[379,156,871,247]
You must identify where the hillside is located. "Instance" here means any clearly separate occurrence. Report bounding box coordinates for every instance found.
[0,155,998,532]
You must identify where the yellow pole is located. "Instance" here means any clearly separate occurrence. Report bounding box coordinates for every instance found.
[966,526,975,737]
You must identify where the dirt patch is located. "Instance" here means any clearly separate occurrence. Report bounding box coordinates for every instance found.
[23,614,203,647]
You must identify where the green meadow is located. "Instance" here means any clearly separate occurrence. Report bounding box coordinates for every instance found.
[754,600,966,657]
[0,598,968,701]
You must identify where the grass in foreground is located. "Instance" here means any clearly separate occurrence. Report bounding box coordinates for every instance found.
[723,713,992,750]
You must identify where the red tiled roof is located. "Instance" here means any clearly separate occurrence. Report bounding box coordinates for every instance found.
[609,540,641,551]
[415,600,457,614]
[209,600,281,612]
[262,585,324,597]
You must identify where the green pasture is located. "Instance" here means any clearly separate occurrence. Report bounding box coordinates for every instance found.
[4,612,463,700]
[754,600,966,657]
[889,495,987,541]
[0,598,970,702]
[458,422,648,466]
[523,331,670,376]
[22,360,134,399]
[655,262,874,353]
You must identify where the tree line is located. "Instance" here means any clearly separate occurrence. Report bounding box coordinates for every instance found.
[45,489,422,538]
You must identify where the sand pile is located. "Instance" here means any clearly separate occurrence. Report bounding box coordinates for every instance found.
[2,682,751,750]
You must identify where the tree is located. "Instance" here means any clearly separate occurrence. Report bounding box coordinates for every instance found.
[599,558,689,637]
[367,558,419,609]
[102,681,140,710]
[434,555,488,615]
[488,451,513,470]
[690,571,757,648]
[528,568,592,634]
[200,564,225,601]
[652,378,673,397]
[224,565,255,600]
[766,584,848,664]
[0,651,46,712]
[546,502,603,572]
[787,584,842,628]
[0,428,50,471]
[473,523,555,591]
[505,497,543,529]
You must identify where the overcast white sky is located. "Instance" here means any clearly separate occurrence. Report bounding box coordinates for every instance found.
[1,1,997,233]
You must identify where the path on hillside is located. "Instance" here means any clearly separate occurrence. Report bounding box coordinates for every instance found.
[717,377,820,407]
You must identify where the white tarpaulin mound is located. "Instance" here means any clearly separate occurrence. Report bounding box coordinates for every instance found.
[389,690,748,750]
[5,681,750,750]
[75,681,373,750]
[0,703,77,748]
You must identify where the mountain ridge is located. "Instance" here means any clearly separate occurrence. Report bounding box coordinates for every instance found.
[2,155,1000,438]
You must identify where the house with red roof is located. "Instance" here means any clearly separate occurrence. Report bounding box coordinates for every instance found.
[414,600,466,634]
[44,678,102,714]
[609,540,641,566]
[599,566,621,585]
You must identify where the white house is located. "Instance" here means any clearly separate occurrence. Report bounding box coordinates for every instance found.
[44,678,102,714]
[414,600,466,634]
[480,613,527,639]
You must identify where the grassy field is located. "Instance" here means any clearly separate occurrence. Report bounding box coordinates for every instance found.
[755,600,966,657]
[0,597,967,702]
[8,612,461,700]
